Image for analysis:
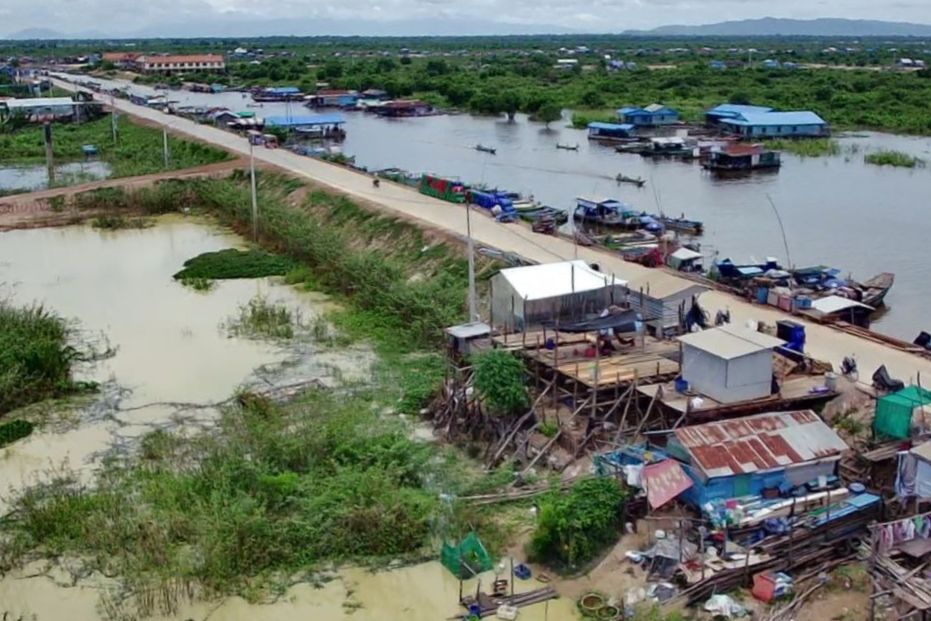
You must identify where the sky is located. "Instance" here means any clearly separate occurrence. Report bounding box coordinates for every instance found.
[2,0,931,37]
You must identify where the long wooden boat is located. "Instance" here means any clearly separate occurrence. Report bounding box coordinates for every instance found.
[517,206,568,225]
[656,215,703,235]
[616,174,646,187]
[556,143,579,151]
[860,272,895,308]
[475,144,496,155]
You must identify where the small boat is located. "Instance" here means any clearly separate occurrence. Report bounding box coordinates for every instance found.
[518,206,569,225]
[475,144,497,155]
[616,174,646,187]
[573,196,662,232]
[859,272,895,308]
[655,215,703,235]
[556,143,579,151]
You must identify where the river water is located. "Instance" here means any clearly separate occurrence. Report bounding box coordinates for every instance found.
[0,217,578,621]
[59,75,931,341]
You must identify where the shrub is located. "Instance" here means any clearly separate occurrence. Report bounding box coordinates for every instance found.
[530,477,626,569]
[473,350,528,415]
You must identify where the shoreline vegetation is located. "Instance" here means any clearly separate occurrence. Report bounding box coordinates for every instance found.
[864,149,926,168]
[0,172,571,617]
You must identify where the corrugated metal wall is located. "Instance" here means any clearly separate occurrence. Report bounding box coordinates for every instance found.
[490,273,627,331]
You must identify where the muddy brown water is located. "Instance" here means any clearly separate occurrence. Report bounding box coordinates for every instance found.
[0,217,579,620]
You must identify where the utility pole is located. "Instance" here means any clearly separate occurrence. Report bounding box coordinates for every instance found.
[250,141,259,241]
[44,121,55,184]
[466,200,477,323]
[162,126,170,167]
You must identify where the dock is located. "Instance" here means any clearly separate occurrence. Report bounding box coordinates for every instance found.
[459,586,559,618]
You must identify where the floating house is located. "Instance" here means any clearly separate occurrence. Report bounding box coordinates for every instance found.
[305,90,359,108]
[719,111,829,138]
[703,143,781,172]
[678,325,785,404]
[375,100,434,117]
[489,260,627,330]
[667,410,849,506]
[587,121,637,141]
[806,295,874,328]
[616,104,680,127]
[252,87,304,102]
[2,97,75,121]
[705,104,775,126]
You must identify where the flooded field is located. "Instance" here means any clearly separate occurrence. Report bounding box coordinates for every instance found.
[0,217,578,621]
[0,160,112,193]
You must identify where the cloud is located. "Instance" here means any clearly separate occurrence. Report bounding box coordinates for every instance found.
[2,0,931,36]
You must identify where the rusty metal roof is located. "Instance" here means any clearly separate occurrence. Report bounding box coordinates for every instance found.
[673,410,849,478]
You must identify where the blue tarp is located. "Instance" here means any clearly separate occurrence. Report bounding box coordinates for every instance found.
[264,114,346,127]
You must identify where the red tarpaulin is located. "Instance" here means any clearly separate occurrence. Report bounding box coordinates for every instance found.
[642,460,694,509]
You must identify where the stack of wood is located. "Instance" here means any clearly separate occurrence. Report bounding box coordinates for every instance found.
[871,549,931,612]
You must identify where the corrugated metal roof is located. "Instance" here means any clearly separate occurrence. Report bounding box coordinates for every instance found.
[723,111,827,127]
[626,274,708,301]
[264,113,346,127]
[674,410,848,478]
[677,325,784,360]
[4,97,74,109]
[811,295,873,315]
[497,260,626,302]
[616,106,641,115]
[588,122,635,131]
[642,460,694,509]
[707,104,774,116]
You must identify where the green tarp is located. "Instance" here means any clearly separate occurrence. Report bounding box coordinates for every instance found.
[441,531,492,578]
[874,386,931,439]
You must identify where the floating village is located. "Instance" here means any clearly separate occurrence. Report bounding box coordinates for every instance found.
[7,69,931,621]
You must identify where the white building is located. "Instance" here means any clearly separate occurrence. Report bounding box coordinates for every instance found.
[137,54,225,74]
[490,260,626,330]
[677,325,784,404]
[2,97,75,120]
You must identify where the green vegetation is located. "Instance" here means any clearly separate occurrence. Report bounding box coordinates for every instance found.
[226,295,298,340]
[0,302,79,415]
[173,248,296,280]
[769,138,841,157]
[0,115,231,177]
[179,277,217,292]
[0,390,444,609]
[474,350,529,415]
[864,149,925,168]
[0,419,35,448]
[90,214,150,229]
[530,477,627,570]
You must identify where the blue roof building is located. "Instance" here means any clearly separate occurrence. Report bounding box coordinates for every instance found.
[705,103,775,125]
[616,103,679,127]
[587,121,637,141]
[720,110,829,138]
[264,113,346,128]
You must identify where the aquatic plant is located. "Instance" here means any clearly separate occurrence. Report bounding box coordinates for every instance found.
[768,138,840,158]
[90,214,150,229]
[0,302,79,415]
[864,150,925,168]
[226,295,298,340]
[173,249,296,281]
[473,350,529,415]
[178,277,216,292]
[0,115,231,178]
[0,419,35,448]
[0,390,444,606]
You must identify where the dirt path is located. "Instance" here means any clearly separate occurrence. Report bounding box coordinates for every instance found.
[0,159,245,230]
[50,78,931,382]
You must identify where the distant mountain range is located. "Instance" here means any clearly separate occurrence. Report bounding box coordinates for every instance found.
[626,18,931,37]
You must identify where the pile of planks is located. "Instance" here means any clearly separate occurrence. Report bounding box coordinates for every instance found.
[872,550,931,612]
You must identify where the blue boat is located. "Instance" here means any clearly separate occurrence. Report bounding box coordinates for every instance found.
[573,196,663,232]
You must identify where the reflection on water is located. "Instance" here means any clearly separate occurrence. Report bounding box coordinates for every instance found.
[0,160,112,192]
[66,74,931,340]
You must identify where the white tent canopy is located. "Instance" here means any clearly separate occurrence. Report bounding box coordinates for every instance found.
[490,260,627,330]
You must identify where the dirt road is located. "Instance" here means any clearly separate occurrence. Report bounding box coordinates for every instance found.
[52,78,931,382]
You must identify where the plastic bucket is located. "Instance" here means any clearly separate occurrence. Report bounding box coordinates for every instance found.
[825,372,838,392]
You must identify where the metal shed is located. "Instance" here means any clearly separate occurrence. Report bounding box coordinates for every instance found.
[678,326,784,404]
[624,276,708,334]
[490,260,627,330]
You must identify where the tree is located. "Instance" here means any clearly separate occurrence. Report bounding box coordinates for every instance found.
[500,90,523,121]
[535,102,563,128]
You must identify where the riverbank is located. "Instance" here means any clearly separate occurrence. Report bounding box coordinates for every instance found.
[51,78,931,383]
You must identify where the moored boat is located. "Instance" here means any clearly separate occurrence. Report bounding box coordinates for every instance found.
[475,144,496,155]
[859,272,895,308]
[655,215,703,235]
[556,143,579,151]
[573,196,663,232]
[517,206,569,225]
[703,143,781,172]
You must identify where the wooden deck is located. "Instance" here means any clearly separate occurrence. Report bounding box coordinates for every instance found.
[637,374,837,421]
[526,337,680,389]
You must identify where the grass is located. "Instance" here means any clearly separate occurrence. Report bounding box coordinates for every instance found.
[226,295,298,340]
[864,149,925,168]
[768,138,841,157]
[0,302,80,415]
[0,115,231,178]
[90,215,151,229]
[173,249,296,281]
[179,277,216,292]
[0,390,444,611]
